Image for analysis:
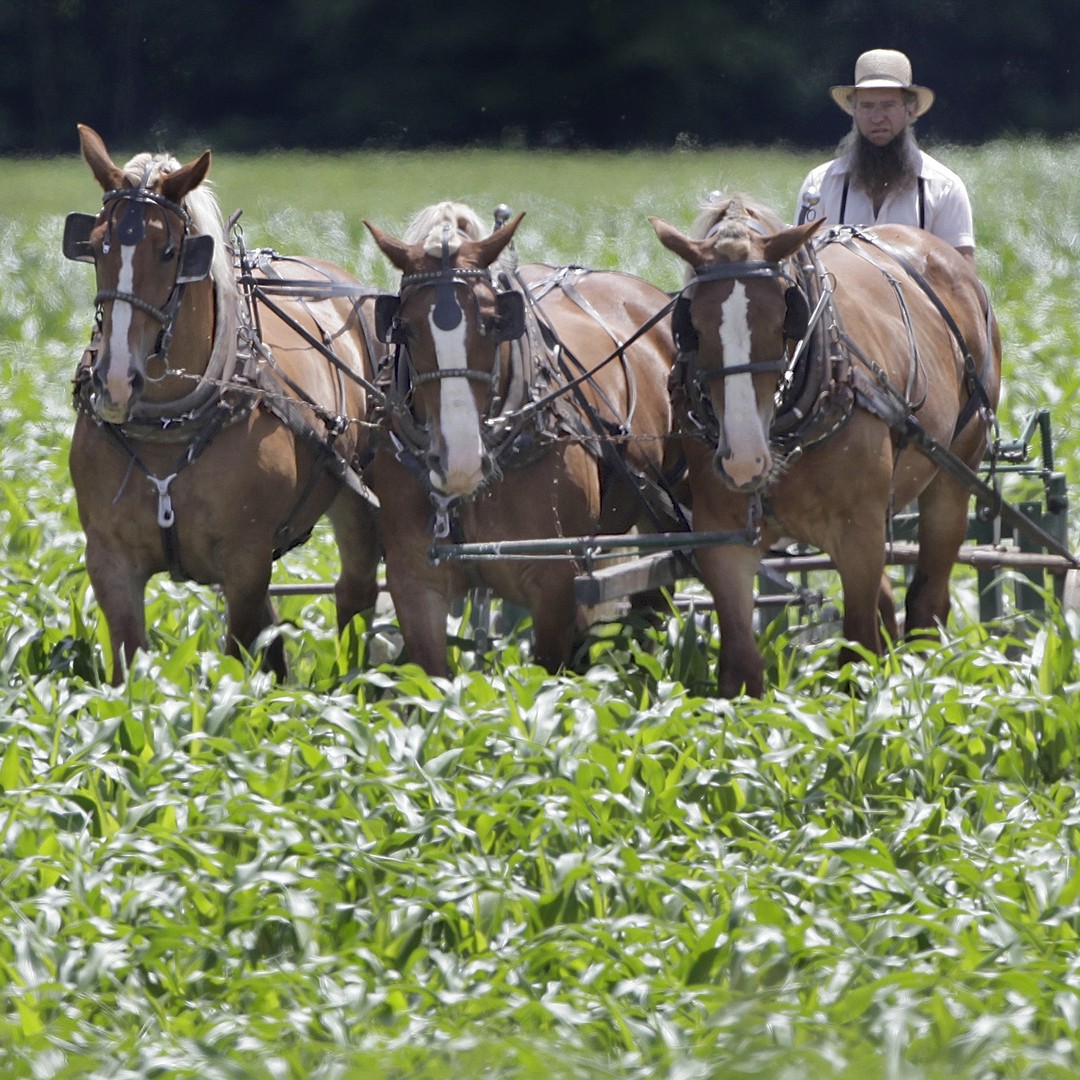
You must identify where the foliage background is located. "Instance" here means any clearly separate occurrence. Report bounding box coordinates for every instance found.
[3,0,1079,154]
[2,140,1080,1077]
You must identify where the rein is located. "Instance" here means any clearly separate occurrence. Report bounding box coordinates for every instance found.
[237,248,385,403]
[377,251,688,534]
[773,226,1001,500]
[512,267,691,535]
[825,225,997,440]
[507,273,678,422]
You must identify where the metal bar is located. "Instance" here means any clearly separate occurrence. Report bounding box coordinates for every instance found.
[903,415,1079,566]
[430,518,1076,570]
[236,277,376,299]
[573,541,1077,610]
[996,408,1047,463]
[269,581,337,595]
[428,529,752,563]
[270,538,1075,607]
[764,542,1076,573]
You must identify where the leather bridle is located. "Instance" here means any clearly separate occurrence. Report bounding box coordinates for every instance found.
[63,176,215,378]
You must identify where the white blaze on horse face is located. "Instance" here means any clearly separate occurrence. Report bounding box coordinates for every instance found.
[716,283,773,489]
[100,245,138,418]
[428,312,484,496]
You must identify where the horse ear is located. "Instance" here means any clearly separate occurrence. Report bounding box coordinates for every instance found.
[463,211,525,269]
[364,221,415,273]
[649,216,707,267]
[763,218,825,264]
[78,124,125,192]
[160,150,212,205]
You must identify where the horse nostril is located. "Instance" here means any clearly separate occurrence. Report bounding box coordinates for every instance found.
[129,370,145,398]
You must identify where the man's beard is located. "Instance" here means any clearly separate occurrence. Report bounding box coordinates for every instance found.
[839,126,920,193]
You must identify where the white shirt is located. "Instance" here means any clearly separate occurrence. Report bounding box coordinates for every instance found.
[795,149,975,250]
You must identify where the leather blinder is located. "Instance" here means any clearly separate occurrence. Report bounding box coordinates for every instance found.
[63,213,97,262]
[375,293,402,343]
[495,290,525,341]
[176,234,215,283]
[784,285,810,340]
[672,295,699,352]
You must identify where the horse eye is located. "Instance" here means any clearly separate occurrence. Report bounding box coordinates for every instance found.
[162,247,177,263]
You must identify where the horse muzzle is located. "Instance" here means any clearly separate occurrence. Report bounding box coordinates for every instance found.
[89,360,145,424]
[715,444,773,493]
[427,456,487,498]
[424,410,489,497]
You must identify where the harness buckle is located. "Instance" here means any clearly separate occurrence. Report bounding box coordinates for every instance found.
[149,473,179,528]
[746,492,764,545]
[432,493,454,540]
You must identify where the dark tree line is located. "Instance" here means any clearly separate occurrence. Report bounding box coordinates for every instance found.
[2,0,1078,155]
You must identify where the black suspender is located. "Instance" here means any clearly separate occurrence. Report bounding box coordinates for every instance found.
[838,175,926,228]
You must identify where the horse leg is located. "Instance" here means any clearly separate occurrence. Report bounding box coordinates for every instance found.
[389,577,453,677]
[905,472,970,634]
[325,488,382,632]
[699,544,764,698]
[85,539,149,685]
[878,573,899,644]
[527,570,578,674]
[832,523,890,659]
[221,563,285,679]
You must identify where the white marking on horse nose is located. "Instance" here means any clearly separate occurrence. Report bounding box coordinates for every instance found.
[430,312,484,496]
[103,245,137,411]
[716,283,772,489]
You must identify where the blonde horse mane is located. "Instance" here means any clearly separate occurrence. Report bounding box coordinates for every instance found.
[682,191,790,279]
[403,200,517,275]
[690,191,788,239]
[121,151,234,296]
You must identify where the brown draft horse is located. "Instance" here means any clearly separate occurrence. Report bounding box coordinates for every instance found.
[650,194,1001,697]
[64,125,381,682]
[362,201,686,676]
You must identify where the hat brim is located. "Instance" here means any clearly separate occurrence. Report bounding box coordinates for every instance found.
[830,83,935,119]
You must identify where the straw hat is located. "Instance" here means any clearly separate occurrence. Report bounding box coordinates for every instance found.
[830,49,935,118]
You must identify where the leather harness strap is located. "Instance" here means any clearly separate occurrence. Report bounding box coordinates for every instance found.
[829,225,995,440]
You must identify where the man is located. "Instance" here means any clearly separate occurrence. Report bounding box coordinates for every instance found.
[795,49,975,261]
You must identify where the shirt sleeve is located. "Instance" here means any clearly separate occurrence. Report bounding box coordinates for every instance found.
[927,174,976,250]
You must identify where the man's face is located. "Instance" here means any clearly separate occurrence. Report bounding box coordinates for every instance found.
[852,89,914,146]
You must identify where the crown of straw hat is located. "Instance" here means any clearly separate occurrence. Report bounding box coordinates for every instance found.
[829,49,935,118]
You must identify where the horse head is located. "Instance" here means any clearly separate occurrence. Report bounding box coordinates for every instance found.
[65,125,226,424]
[364,203,526,499]
[651,197,822,492]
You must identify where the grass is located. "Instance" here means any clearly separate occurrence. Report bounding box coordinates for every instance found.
[3,629,1080,1078]
[2,139,1080,1078]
